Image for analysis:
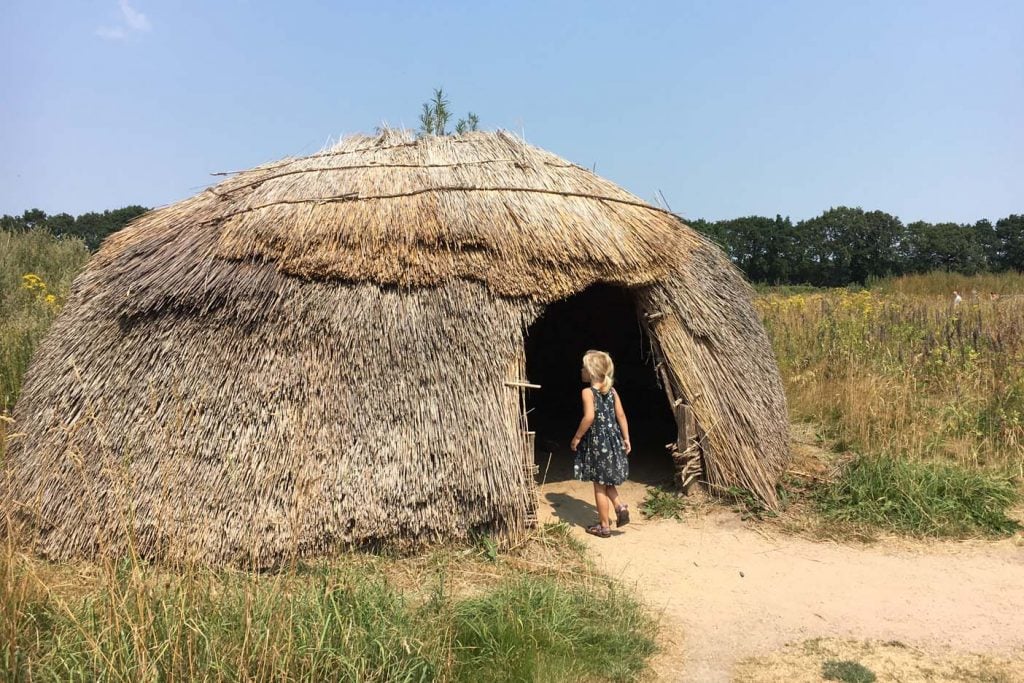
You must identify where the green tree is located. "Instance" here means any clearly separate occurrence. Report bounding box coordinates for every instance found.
[972,219,999,270]
[0,205,148,250]
[787,214,827,285]
[45,212,76,237]
[0,213,26,232]
[712,215,797,283]
[905,221,986,274]
[996,214,1024,271]
[798,207,903,285]
[21,208,48,229]
[418,87,479,136]
[686,218,719,243]
[73,205,148,249]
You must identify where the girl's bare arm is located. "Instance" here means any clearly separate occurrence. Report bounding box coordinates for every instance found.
[613,389,632,454]
[570,389,596,451]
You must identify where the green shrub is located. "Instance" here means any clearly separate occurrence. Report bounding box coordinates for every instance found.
[815,455,1020,537]
[822,658,877,682]
[641,486,688,520]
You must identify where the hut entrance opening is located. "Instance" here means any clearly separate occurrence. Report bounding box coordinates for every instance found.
[523,284,677,485]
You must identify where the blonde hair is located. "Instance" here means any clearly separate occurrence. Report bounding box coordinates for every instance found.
[583,350,614,394]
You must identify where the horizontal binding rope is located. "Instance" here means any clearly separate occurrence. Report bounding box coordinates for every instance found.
[211,159,578,195]
[202,186,684,226]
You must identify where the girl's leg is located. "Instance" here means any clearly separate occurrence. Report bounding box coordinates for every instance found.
[607,484,630,526]
[592,482,612,528]
[602,487,615,526]
[606,485,623,510]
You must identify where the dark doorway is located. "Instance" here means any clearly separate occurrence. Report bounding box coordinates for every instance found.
[524,284,677,485]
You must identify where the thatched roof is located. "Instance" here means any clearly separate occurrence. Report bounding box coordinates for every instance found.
[4,130,789,565]
[90,129,693,313]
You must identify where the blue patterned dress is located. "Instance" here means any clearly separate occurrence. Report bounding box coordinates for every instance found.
[574,387,629,485]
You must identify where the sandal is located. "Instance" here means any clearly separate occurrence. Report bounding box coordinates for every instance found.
[616,504,630,527]
[586,524,611,538]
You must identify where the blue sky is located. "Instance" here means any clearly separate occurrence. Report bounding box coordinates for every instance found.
[2,0,1021,223]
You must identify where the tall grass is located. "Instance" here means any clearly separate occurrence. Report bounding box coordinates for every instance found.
[868,271,1024,297]
[1,229,89,413]
[0,532,656,682]
[759,276,1024,474]
[452,576,654,682]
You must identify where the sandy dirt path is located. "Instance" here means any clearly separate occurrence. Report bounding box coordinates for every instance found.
[537,467,1024,682]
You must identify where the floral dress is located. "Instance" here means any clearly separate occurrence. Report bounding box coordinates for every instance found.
[574,387,629,485]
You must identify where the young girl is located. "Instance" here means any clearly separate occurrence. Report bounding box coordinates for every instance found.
[570,350,632,538]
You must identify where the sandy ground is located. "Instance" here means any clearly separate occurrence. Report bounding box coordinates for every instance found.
[733,637,1024,682]
[536,449,1024,682]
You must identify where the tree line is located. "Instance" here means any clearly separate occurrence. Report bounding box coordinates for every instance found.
[1,206,148,251]
[689,207,1024,286]
[3,204,1022,287]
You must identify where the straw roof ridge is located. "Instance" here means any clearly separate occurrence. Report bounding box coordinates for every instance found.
[211,127,480,175]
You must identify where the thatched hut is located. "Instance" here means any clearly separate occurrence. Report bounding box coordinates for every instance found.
[4,130,788,566]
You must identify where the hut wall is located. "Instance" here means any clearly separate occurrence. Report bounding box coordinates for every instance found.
[5,275,539,566]
[636,241,789,506]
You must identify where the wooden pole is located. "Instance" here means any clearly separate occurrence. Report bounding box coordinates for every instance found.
[504,380,541,389]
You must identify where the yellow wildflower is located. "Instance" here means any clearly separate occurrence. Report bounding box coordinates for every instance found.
[22,273,46,291]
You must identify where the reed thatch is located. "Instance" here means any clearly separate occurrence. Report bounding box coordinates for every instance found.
[3,130,789,566]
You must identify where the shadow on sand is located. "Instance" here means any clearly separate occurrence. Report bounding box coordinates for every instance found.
[544,491,628,536]
[544,491,597,527]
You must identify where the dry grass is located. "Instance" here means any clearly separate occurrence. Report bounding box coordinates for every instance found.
[870,271,1024,298]
[4,130,788,565]
[641,255,789,508]
[758,280,1024,474]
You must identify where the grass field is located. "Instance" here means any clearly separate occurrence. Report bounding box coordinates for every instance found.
[758,272,1023,537]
